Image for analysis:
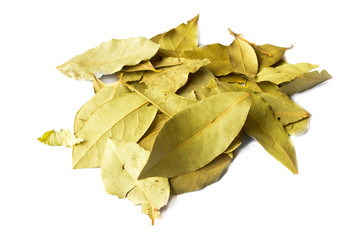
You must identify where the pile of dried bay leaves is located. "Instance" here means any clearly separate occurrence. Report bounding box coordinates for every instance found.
[38,15,331,225]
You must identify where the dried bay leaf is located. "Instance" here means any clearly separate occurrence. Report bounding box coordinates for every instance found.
[254,44,291,71]
[244,93,298,174]
[138,92,251,179]
[180,43,233,76]
[101,139,169,225]
[121,71,144,82]
[138,114,169,151]
[38,129,83,148]
[260,91,310,126]
[218,73,247,84]
[152,57,184,68]
[285,117,311,136]
[255,63,319,85]
[279,70,332,95]
[201,78,221,98]
[74,80,129,132]
[169,154,233,194]
[57,37,160,80]
[152,15,199,55]
[141,58,210,92]
[227,30,258,79]
[177,67,217,100]
[122,60,160,72]
[73,93,157,169]
[122,82,196,117]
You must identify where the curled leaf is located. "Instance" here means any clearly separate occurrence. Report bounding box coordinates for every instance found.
[57,37,159,80]
[38,129,83,148]
[279,70,332,95]
[255,63,319,85]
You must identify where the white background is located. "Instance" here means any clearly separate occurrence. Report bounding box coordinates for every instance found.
[1,0,360,239]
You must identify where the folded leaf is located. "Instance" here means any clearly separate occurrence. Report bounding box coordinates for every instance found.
[227,31,258,79]
[140,58,210,92]
[244,93,298,173]
[121,71,144,82]
[180,43,232,76]
[177,67,217,100]
[138,114,169,151]
[38,129,83,148]
[218,73,247,84]
[152,15,199,55]
[122,82,196,117]
[201,78,221,98]
[255,63,319,85]
[260,91,310,126]
[279,70,332,95]
[92,74,104,93]
[138,92,251,179]
[121,60,160,72]
[254,44,291,71]
[57,37,159,80]
[152,57,184,68]
[101,139,169,225]
[285,117,311,136]
[169,154,232,194]
[73,93,157,169]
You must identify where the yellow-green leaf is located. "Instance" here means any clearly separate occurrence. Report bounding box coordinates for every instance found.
[244,93,298,174]
[57,37,159,80]
[255,63,319,85]
[180,43,232,76]
[74,81,129,132]
[72,93,157,169]
[285,117,311,136]
[260,91,310,126]
[169,154,232,194]
[101,139,169,225]
[279,70,332,95]
[122,60,160,73]
[38,129,83,148]
[122,82,196,117]
[140,58,210,92]
[138,114,169,151]
[138,92,251,179]
[152,57,184,68]
[227,34,258,79]
[254,44,291,71]
[153,15,199,55]
[218,73,247,84]
[177,67,217,100]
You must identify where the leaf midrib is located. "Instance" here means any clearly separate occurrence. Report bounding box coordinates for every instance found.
[150,93,250,171]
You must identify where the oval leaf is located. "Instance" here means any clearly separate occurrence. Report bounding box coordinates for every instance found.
[138,92,251,179]
[57,37,160,80]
